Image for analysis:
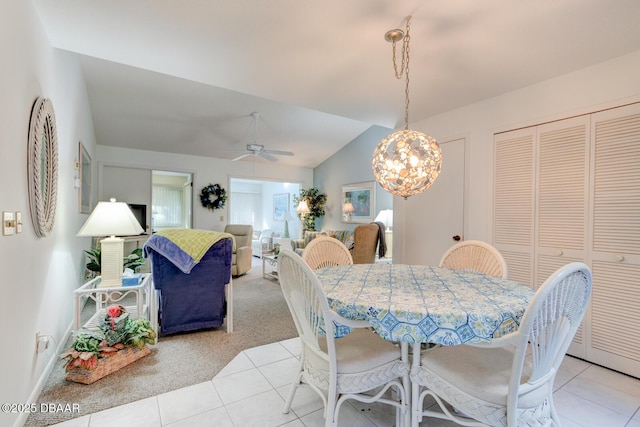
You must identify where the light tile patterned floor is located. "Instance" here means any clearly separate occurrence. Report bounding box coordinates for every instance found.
[52,337,640,427]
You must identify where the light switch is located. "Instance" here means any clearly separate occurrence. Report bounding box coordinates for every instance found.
[15,211,22,234]
[2,211,15,236]
[220,215,224,222]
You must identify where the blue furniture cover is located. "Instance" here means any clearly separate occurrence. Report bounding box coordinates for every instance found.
[144,235,232,335]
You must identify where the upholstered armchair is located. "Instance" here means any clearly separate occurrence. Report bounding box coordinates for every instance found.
[352,224,380,264]
[224,224,253,276]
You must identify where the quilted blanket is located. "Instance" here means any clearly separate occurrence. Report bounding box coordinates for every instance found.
[143,229,234,273]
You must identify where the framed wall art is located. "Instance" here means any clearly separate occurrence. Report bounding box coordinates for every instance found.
[342,181,375,223]
[78,141,92,213]
[273,193,289,220]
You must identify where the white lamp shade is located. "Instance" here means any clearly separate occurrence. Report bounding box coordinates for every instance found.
[296,200,310,214]
[77,198,143,288]
[77,198,144,237]
[343,202,355,213]
[375,209,393,229]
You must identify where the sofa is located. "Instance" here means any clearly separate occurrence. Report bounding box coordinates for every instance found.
[144,231,233,336]
[224,224,253,276]
[292,229,354,254]
[292,225,381,264]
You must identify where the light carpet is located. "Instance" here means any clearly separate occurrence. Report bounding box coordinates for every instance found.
[26,261,296,426]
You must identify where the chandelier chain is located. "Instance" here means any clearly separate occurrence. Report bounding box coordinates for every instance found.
[404,22,411,130]
[390,17,412,130]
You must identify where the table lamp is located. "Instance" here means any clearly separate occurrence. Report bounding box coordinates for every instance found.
[343,202,355,222]
[77,198,144,288]
[374,209,393,231]
[296,200,310,236]
[282,211,294,238]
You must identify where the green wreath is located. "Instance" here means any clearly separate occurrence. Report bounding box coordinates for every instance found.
[200,183,227,210]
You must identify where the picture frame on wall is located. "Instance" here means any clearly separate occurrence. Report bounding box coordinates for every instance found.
[273,193,289,220]
[78,141,92,214]
[342,181,376,223]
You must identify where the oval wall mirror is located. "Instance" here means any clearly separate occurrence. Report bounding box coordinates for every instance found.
[27,97,59,237]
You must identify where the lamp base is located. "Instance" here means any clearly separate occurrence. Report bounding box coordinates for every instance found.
[99,236,124,288]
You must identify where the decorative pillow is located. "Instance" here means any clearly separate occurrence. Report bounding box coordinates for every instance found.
[333,230,351,244]
[343,233,355,250]
[304,231,320,246]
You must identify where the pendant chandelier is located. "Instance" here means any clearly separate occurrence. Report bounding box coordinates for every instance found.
[372,16,442,200]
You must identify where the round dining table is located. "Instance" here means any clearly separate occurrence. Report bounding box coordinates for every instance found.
[315,263,534,346]
[314,263,534,427]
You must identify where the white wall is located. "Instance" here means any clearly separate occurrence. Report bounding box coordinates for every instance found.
[314,125,393,232]
[96,145,313,232]
[395,50,640,263]
[0,2,98,426]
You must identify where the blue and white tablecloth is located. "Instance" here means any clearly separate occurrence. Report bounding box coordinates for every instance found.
[315,264,534,346]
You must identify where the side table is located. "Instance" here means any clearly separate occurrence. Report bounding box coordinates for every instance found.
[74,273,158,343]
[262,253,279,281]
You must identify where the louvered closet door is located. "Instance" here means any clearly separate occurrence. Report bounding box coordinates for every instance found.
[587,103,640,377]
[535,116,590,357]
[493,127,536,286]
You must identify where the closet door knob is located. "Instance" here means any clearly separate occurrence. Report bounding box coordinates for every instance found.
[452,235,462,241]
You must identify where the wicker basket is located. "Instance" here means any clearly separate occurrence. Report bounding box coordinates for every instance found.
[66,345,151,385]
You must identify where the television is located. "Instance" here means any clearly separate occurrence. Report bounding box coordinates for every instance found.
[127,203,147,234]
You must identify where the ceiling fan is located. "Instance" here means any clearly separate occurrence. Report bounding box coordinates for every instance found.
[232,113,294,162]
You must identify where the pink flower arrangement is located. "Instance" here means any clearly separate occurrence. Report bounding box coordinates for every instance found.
[60,304,155,372]
[106,304,124,330]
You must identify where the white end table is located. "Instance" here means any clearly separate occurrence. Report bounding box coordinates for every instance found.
[74,273,158,343]
[262,253,279,281]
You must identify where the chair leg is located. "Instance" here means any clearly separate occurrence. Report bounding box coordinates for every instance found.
[325,388,338,427]
[412,381,422,427]
[282,369,303,413]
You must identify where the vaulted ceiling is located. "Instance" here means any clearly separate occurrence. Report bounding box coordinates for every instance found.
[33,0,640,168]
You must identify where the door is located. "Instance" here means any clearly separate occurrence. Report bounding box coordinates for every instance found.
[399,138,466,265]
[587,103,640,377]
[493,127,536,285]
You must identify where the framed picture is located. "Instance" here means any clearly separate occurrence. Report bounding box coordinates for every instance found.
[342,181,376,223]
[78,141,92,213]
[273,193,289,220]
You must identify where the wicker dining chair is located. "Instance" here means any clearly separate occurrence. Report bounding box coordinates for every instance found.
[302,236,353,270]
[411,262,592,427]
[278,251,409,427]
[439,240,508,279]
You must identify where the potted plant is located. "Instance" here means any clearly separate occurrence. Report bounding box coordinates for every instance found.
[293,188,327,232]
[61,305,156,384]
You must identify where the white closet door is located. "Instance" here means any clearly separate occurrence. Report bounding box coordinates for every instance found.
[535,116,591,357]
[587,103,640,377]
[493,127,536,286]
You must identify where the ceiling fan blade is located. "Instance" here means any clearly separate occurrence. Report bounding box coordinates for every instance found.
[232,153,252,161]
[259,152,278,162]
[263,149,294,156]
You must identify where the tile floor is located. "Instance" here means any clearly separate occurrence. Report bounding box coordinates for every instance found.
[52,336,640,427]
